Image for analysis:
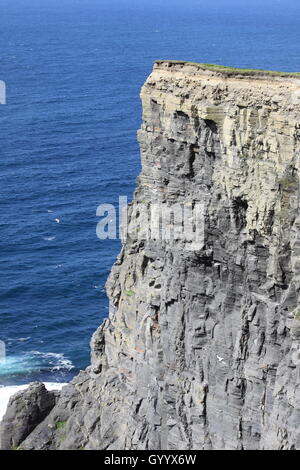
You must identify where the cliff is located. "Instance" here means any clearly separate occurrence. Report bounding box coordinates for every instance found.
[1,61,300,450]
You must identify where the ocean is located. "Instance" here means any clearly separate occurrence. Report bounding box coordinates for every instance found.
[0,0,300,411]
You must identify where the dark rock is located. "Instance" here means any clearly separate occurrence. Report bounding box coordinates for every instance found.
[0,382,58,449]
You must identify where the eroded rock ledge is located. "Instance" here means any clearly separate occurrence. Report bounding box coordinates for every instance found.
[1,61,300,450]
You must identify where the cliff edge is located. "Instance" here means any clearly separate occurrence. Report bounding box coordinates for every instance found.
[1,61,300,450]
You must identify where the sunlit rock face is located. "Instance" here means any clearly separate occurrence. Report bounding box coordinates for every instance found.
[1,61,300,450]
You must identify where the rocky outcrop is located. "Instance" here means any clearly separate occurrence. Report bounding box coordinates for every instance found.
[0,382,58,449]
[1,61,300,450]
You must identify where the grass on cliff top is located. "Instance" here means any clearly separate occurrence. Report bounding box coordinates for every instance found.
[155,60,300,78]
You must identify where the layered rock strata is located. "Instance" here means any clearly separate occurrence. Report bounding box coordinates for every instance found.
[1,61,300,450]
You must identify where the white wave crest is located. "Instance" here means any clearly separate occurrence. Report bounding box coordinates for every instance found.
[0,351,74,376]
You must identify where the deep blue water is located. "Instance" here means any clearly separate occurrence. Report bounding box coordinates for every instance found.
[0,0,300,386]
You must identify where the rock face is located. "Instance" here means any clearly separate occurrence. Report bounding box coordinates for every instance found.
[0,383,58,449]
[1,61,300,450]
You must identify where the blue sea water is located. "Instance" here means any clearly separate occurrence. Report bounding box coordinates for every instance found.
[0,0,300,387]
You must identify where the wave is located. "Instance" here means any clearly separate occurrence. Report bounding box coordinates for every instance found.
[0,382,67,420]
[6,337,31,344]
[0,351,74,378]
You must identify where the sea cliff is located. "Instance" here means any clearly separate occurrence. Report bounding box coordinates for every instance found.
[1,61,300,450]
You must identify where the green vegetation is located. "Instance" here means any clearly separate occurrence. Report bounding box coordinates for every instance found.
[279,176,293,187]
[55,420,67,430]
[124,289,135,297]
[156,60,300,78]
[278,174,297,190]
[295,309,300,321]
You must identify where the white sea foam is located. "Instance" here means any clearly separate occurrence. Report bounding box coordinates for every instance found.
[28,351,75,372]
[0,382,67,420]
[6,337,31,343]
[0,351,74,376]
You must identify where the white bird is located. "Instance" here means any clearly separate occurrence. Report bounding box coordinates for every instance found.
[54,218,60,223]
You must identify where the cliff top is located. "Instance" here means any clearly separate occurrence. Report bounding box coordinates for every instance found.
[155,60,300,80]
